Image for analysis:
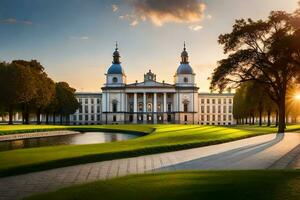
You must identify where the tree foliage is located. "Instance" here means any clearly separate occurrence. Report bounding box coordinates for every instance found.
[211,10,300,133]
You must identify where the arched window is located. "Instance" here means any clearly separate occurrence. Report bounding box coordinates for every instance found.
[184,103,188,112]
[138,103,143,112]
[112,77,118,83]
[183,77,188,83]
[147,103,152,112]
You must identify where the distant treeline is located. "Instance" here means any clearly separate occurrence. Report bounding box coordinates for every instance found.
[0,60,80,124]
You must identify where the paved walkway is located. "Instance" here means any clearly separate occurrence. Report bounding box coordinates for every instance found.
[0,133,300,200]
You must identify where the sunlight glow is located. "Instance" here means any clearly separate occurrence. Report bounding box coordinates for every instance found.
[295,94,300,100]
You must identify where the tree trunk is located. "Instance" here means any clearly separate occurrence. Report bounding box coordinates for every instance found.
[245,117,248,124]
[275,110,279,127]
[45,113,49,124]
[24,104,30,124]
[8,105,13,125]
[60,114,63,125]
[252,115,255,125]
[53,113,56,124]
[267,110,271,126]
[259,109,262,126]
[278,94,286,133]
[36,108,41,125]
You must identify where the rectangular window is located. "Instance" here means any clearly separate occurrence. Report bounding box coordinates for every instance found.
[91,106,94,113]
[91,99,94,104]
[218,99,221,104]
[184,115,188,122]
[85,105,88,113]
[212,106,216,113]
[91,115,94,121]
[229,99,232,104]
[97,115,101,121]
[212,115,215,121]
[212,99,215,104]
[78,98,82,103]
[97,98,100,104]
[207,115,210,121]
[85,115,89,121]
[201,115,204,121]
[229,106,232,113]
[201,106,204,113]
[229,115,232,121]
[113,115,116,122]
[207,99,210,104]
[73,115,77,121]
[79,105,83,113]
[97,106,100,113]
[167,115,172,122]
[218,106,221,113]
[201,99,205,104]
[79,115,82,120]
[207,106,210,113]
[223,106,227,113]
[218,115,221,121]
[168,103,172,112]
[223,115,227,121]
[85,99,88,104]
[223,99,226,104]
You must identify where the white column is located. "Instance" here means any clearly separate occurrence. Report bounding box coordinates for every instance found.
[133,93,137,123]
[134,93,137,112]
[163,92,167,112]
[154,93,157,112]
[154,93,157,124]
[143,92,147,124]
[143,93,147,112]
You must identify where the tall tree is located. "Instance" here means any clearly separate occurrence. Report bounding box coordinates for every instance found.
[0,62,36,124]
[54,82,79,125]
[211,11,300,133]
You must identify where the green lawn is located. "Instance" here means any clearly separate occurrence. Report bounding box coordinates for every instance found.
[1,124,300,177]
[26,170,300,200]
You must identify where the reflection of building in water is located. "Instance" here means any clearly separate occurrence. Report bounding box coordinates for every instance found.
[11,140,25,149]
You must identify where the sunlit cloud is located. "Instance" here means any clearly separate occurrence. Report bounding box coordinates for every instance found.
[134,0,206,26]
[130,19,139,26]
[189,24,203,31]
[120,0,206,27]
[112,4,118,12]
[69,36,89,40]
[0,18,32,25]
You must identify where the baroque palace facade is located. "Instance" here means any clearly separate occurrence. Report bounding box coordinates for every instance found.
[70,44,235,125]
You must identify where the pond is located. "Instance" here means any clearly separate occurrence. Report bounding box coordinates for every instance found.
[0,132,139,151]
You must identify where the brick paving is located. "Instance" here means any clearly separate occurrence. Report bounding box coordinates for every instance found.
[0,133,300,200]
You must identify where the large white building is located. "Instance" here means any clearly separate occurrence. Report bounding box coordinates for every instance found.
[70,44,235,125]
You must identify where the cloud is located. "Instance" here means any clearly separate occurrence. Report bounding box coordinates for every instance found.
[189,24,203,31]
[207,14,212,19]
[69,36,89,40]
[131,0,206,26]
[130,19,139,26]
[112,4,118,12]
[0,18,32,25]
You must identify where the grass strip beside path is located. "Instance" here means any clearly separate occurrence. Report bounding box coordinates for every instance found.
[26,170,300,200]
[0,124,300,177]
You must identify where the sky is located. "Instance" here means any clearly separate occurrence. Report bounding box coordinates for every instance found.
[0,0,298,92]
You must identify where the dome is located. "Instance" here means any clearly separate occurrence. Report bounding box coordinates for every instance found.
[107,64,124,74]
[176,63,194,74]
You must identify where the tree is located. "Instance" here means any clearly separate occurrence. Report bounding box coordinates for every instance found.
[0,62,36,124]
[211,11,300,133]
[54,82,79,125]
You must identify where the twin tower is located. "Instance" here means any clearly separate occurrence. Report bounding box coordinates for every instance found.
[102,43,199,124]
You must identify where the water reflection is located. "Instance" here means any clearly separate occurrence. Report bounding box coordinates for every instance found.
[0,132,138,151]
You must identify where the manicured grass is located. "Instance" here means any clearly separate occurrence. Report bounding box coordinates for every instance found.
[1,124,300,177]
[26,170,300,200]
